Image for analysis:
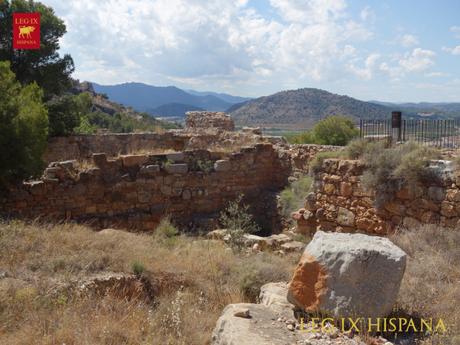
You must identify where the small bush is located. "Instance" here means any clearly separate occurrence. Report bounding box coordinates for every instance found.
[197,159,214,173]
[279,176,312,218]
[219,194,260,251]
[131,261,145,277]
[312,116,359,146]
[155,218,179,238]
[153,217,180,248]
[343,138,389,159]
[237,253,294,302]
[285,131,315,144]
[361,142,441,208]
[287,116,358,146]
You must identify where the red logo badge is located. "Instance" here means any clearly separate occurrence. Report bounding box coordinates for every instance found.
[13,12,41,50]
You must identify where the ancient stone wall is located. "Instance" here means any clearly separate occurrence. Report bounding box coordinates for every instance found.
[2,143,290,232]
[294,158,460,235]
[44,130,262,163]
[185,111,235,131]
[279,144,343,175]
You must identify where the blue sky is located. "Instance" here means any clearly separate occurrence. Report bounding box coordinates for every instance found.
[43,0,460,102]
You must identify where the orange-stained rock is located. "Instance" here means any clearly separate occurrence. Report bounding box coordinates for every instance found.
[287,231,407,319]
[287,252,328,312]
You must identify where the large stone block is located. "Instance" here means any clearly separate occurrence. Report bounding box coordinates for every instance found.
[121,154,149,168]
[214,160,231,172]
[287,231,406,319]
[336,207,355,227]
[165,163,188,174]
[166,152,185,162]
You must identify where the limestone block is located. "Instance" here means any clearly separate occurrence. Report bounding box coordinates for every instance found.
[165,163,188,174]
[121,155,148,168]
[92,153,107,167]
[140,165,160,176]
[337,207,355,227]
[214,160,231,172]
[166,152,185,162]
[287,231,406,319]
[427,186,445,202]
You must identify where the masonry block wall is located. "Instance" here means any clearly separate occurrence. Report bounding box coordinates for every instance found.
[294,158,460,235]
[43,130,268,164]
[1,143,290,232]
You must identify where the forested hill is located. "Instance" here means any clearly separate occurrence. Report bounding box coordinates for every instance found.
[228,88,392,129]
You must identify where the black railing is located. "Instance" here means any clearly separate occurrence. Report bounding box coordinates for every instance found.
[359,118,460,148]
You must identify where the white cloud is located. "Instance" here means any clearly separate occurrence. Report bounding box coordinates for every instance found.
[425,72,449,78]
[43,0,373,89]
[399,34,419,48]
[269,0,347,24]
[347,53,380,80]
[398,48,436,72]
[360,6,375,22]
[451,26,460,39]
[379,62,401,80]
[442,46,460,55]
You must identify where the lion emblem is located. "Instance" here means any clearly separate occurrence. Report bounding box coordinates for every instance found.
[19,26,35,38]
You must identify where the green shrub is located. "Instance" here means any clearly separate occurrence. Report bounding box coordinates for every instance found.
[279,176,312,218]
[197,160,214,173]
[153,217,180,248]
[219,194,259,251]
[285,131,315,144]
[131,261,145,277]
[75,115,97,134]
[312,116,359,146]
[47,93,92,136]
[287,116,358,146]
[237,253,293,302]
[361,142,441,208]
[0,62,48,187]
[155,218,179,239]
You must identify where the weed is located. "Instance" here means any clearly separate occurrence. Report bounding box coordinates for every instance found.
[131,261,145,277]
[279,176,312,219]
[219,194,260,251]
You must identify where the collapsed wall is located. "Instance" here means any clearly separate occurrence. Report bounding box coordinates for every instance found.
[44,130,264,164]
[185,111,235,131]
[279,144,343,174]
[294,158,460,235]
[1,143,290,232]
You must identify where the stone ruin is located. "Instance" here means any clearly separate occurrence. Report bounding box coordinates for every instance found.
[1,111,342,234]
[293,157,460,235]
[185,111,235,131]
[4,109,459,236]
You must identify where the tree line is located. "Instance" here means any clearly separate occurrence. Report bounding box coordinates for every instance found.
[0,0,169,188]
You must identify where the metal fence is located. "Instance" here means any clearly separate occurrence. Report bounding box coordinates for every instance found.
[359,118,460,148]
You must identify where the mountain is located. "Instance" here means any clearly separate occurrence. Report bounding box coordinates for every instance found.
[370,101,460,118]
[71,81,178,132]
[92,82,232,115]
[147,103,205,117]
[228,88,393,129]
[186,90,252,104]
[226,101,249,113]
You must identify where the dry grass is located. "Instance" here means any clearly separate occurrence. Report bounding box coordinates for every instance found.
[391,225,460,345]
[121,148,178,156]
[0,220,299,344]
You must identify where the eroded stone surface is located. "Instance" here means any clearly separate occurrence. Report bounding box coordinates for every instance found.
[287,231,406,319]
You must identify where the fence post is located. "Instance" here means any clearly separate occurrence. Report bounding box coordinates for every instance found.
[391,111,402,144]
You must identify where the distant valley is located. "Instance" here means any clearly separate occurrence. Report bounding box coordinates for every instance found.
[92,82,247,118]
[92,82,460,129]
